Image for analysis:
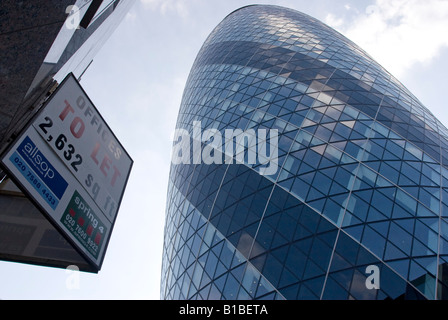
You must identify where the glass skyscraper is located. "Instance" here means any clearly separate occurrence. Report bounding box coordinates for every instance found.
[161,5,448,300]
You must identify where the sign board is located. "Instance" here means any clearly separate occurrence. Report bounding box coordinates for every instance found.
[0,73,133,271]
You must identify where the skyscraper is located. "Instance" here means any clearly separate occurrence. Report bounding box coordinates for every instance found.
[161,5,448,300]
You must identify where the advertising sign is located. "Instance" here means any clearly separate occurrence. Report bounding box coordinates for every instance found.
[0,73,133,271]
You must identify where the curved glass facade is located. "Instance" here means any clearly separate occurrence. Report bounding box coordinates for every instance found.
[161,5,448,300]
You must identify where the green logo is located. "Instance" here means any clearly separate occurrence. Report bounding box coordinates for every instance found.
[61,190,106,258]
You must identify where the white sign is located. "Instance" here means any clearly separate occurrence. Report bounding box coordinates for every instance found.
[1,73,133,270]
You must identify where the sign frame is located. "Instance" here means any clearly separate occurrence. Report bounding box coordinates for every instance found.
[0,73,133,272]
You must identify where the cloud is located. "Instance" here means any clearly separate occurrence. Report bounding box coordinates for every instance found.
[139,0,190,19]
[325,0,448,77]
[125,11,137,22]
[325,12,344,28]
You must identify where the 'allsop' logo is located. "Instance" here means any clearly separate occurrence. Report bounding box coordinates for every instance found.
[17,136,68,199]
[171,121,278,175]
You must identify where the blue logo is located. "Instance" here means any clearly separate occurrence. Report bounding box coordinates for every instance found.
[17,136,68,199]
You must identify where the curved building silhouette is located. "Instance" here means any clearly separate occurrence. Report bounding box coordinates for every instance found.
[161,5,448,300]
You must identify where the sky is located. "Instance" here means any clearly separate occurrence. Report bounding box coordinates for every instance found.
[1,0,448,300]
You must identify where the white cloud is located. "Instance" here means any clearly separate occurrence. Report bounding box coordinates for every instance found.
[325,13,344,28]
[125,10,137,21]
[139,0,190,18]
[326,0,448,77]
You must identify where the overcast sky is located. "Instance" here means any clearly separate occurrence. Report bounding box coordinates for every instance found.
[1,0,448,300]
